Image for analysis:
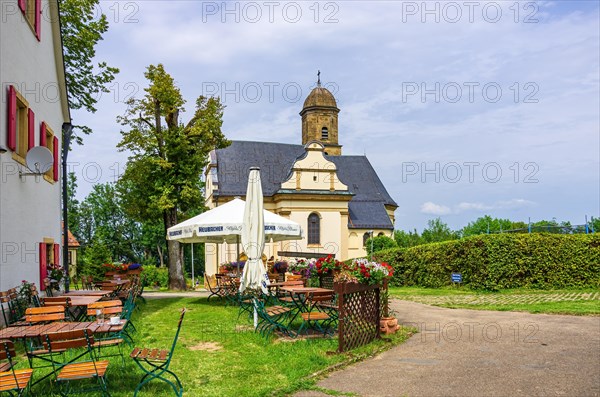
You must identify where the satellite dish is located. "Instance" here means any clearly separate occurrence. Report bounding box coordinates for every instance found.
[25,146,53,174]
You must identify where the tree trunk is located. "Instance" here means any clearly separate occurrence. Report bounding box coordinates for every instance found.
[165,208,186,290]
[156,244,164,268]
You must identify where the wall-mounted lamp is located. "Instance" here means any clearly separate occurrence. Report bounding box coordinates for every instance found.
[0,145,7,154]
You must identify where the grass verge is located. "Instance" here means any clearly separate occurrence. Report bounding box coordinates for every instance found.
[23,297,414,396]
[389,287,600,315]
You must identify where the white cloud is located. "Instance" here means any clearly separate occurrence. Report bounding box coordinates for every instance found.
[456,202,493,212]
[421,202,452,215]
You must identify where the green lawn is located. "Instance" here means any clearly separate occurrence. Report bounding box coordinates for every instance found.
[389,286,600,315]
[22,297,413,396]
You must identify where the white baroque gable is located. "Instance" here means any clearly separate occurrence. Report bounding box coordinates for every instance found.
[280,141,348,191]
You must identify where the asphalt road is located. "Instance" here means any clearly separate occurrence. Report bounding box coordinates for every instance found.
[295,300,600,397]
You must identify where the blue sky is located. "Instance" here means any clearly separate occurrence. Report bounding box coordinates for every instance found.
[69,0,600,232]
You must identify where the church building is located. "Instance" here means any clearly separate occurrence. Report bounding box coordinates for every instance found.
[203,77,397,274]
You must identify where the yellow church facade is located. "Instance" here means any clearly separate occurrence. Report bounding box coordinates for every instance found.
[203,80,397,274]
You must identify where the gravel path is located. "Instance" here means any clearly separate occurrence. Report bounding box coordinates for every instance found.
[399,291,600,306]
[295,300,600,397]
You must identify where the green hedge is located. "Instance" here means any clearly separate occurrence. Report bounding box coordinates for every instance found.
[373,233,600,291]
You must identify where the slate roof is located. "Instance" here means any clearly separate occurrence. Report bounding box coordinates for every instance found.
[211,140,397,229]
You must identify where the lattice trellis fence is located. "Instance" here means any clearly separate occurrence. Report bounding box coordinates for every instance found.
[334,282,380,352]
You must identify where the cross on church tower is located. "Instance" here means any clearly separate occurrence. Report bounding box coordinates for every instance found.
[317,70,321,87]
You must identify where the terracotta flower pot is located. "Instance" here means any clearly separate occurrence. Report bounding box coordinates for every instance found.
[380,316,400,334]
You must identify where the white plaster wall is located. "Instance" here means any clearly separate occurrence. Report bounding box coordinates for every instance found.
[0,0,66,290]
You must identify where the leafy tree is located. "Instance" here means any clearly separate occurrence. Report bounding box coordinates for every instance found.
[78,182,141,264]
[421,218,459,243]
[116,64,230,290]
[461,215,516,237]
[590,217,600,233]
[139,220,167,268]
[365,235,398,256]
[60,0,119,143]
[394,229,423,248]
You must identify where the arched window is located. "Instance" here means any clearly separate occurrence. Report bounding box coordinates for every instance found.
[363,232,371,246]
[321,127,329,140]
[308,213,320,245]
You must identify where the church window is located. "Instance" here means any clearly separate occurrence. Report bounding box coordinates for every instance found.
[308,213,320,245]
[363,232,372,246]
[321,127,329,140]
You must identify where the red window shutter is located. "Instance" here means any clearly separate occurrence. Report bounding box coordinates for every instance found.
[34,0,41,40]
[39,243,47,290]
[7,85,16,151]
[53,136,59,181]
[40,122,46,146]
[53,243,60,268]
[18,0,25,12]
[28,108,35,150]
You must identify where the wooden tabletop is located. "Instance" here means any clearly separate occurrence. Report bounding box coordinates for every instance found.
[102,279,130,286]
[279,287,333,294]
[62,290,111,297]
[0,320,127,340]
[67,296,102,307]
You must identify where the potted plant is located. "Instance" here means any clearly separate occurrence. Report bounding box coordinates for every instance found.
[352,259,399,334]
[273,261,288,273]
[47,263,65,292]
[315,254,342,275]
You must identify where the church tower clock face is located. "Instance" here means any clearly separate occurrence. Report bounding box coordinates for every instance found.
[300,72,342,156]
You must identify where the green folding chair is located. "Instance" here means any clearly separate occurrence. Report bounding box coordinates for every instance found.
[130,308,186,396]
[0,340,33,397]
[44,329,111,397]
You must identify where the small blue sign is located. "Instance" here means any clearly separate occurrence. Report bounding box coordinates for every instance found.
[451,273,462,283]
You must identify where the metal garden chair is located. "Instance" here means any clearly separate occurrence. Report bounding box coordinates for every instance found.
[253,298,294,339]
[0,339,33,396]
[129,308,186,397]
[297,291,336,337]
[44,329,111,397]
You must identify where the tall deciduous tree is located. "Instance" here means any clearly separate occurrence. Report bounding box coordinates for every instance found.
[116,64,230,290]
[78,182,141,263]
[421,218,459,243]
[60,0,119,143]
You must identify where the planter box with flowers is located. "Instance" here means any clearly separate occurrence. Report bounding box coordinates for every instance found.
[332,258,399,334]
[219,261,245,274]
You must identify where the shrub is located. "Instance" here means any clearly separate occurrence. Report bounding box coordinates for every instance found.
[141,266,169,288]
[373,233,600,291]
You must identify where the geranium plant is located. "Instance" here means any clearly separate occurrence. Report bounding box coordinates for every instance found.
[47,263,64,290]
[315,254,343,274]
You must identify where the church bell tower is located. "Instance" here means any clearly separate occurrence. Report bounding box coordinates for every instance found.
[300,72,342,155]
